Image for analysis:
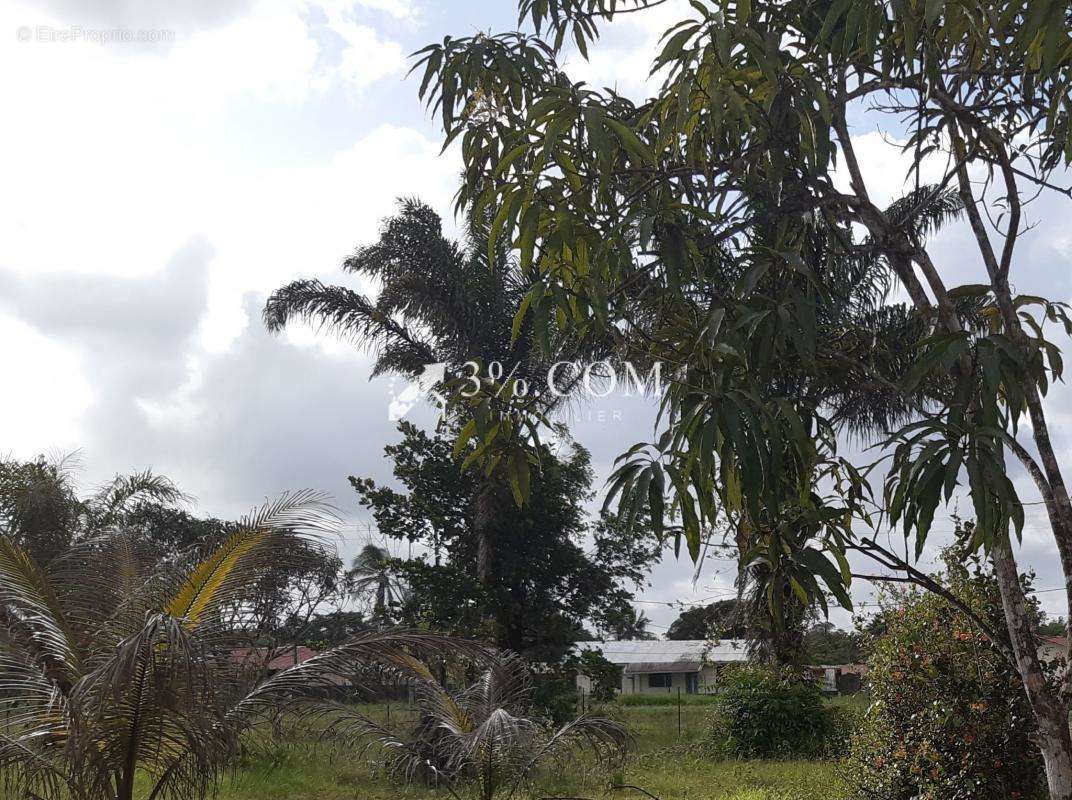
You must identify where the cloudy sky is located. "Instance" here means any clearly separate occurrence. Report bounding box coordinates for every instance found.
[3,0,1070,633]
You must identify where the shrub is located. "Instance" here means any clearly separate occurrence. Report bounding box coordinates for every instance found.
[333,654,629,800]
[572,648,623,703]
[821,703,861,759]
[706,664,830,759]
[843,549,1045,799]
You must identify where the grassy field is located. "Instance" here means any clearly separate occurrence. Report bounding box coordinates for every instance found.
[210,701,847,800]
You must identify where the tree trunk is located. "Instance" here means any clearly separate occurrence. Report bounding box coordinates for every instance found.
[991,538,1072,799]
[1038,711,1072,800]
[473,482,497,585]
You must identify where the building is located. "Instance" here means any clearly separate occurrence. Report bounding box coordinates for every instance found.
[806,663,869,694]
[575,639,749,695]
[231,645,320,673]
[1039,635,1068,664]
[229,646,350,687]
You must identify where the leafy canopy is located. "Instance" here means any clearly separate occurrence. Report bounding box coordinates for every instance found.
[413,0,1072,623]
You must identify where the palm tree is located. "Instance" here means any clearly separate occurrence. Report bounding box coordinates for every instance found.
[0,453,186,566]
[347,543,405,619]
[264,200,609,603]
[325,653,629,800]
[603,606,656,641]
[0,490,483,800]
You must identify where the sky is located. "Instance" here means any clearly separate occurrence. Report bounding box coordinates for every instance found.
[2,0,1071,634]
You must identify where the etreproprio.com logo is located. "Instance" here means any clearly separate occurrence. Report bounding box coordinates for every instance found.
[386,361,663,421]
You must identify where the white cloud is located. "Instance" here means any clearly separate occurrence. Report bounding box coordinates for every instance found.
[197,122,461,350]
[327,0,420,23]
[0,314,92,456]
[0,0,459,495]
[559,0,694,98]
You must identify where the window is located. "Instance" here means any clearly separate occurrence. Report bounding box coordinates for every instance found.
[647,673,673,689]
[686,673,699,695]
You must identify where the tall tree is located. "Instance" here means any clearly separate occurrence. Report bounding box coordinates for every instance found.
[801,622,861,666]
[666,599,751,641]
[599,605,656,641]
[351,421,659,660]
[416,2,1072,793]
[264,200,609,591]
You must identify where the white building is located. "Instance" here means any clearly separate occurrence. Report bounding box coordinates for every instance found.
[576,639,749,695]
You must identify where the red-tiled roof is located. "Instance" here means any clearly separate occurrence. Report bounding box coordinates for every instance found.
[230,646,320,671]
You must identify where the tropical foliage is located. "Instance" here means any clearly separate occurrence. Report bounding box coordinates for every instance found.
[347,543,406,620]
[413,0,1072,791]
[0,453,185,565]
[0,490,480,800]
[705,664,831,760]
[667,599,752,641]
[264,199,613,589]
[324,652,629,800]
[351,420,660,659]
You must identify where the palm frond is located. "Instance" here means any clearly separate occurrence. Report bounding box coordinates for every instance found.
[883,185,964,240]
[75,612,229,800]
[0,536,84,680]
[92,470,188,524]
[228,630,490,722]
[164,491,338,630]
[263,280,437,366]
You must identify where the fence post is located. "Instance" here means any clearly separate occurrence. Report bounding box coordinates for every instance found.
[677,687,682,736]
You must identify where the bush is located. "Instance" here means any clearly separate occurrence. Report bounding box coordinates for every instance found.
[843,549,1045,799]
[531,669,579,725]
[821,703,861,759]
[706,665,830,759]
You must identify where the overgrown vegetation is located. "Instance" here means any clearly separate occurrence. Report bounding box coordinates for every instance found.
[844,547,1046,799]
[213,703,846,800]
[324,653,629,800]
[350,420,659,662]
[414,0,1072,792]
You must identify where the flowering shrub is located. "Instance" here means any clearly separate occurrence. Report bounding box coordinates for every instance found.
[844,551,1045,799]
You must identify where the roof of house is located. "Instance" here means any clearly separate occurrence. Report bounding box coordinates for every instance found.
[230,646,320,672]
[576,639,749,673]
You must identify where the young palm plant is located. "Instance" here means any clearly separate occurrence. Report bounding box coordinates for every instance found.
[0,491,483,800]
[324,653,630,800]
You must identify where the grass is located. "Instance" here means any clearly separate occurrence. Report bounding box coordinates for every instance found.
[215,752,841,800]
[0,699,847,800]
[204,701,847,800]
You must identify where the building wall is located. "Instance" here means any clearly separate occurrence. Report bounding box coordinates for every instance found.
[617,666,720,695]
[577,665,726,695]
[1039,642,1066,664]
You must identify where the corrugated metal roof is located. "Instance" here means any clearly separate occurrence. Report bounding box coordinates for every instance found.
[576,639,749,671]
